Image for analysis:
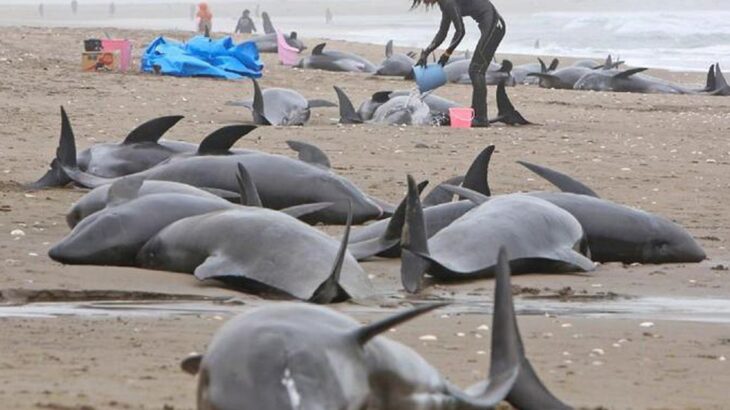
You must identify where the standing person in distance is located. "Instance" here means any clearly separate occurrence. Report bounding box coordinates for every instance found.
[235,9,256,34]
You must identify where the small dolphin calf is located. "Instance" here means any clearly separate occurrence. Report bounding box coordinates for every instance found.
[181,247,571,409]
[375,40,416,77]
[297,43,377,73]
[139,200,372,303]
[228,79,336,126]
[400,175,594,293]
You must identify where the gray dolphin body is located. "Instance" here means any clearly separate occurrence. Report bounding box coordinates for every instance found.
[529,66,596,90]
[443,59,516,86]
[297,43,377,73]
[138,206,373,302]
[400,181,594,293]
[334,86,432,126]
[375,40,416,77]
[511,58,559,85]
[352,90,459,123]
[32,108,258,189]
[228,79,336,126]
[66,180,238,228]
[49,191,234,266]
[180,248,571,410]
[573,67,694,94]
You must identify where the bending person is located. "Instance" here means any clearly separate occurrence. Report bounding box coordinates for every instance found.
[414,0,505,127]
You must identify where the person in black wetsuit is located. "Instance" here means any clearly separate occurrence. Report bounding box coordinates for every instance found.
[235,9,256,34]
[413,0,505,127]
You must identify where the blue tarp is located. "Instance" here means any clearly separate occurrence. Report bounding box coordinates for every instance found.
[141,35,263,79]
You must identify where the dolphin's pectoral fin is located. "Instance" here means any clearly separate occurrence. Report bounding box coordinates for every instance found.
[310,202,352,304]
[181,354,203,375]
[106,176,144,207]
[123,115,184,145]
[280,202,333,219]
[285,140,332,168]
[613,67,648,79]
[516,161,600,198]
[28,160,72,189]
[193,254,237,281]
[351,302,448,345]
[550,248,595,273]
[333,86,364,124]
[400,175,431,294]
[307,99,338,108]
[440,185,489,205]
[197,125,257,155]
[491,82,532,125]
[226,99,254,108]
[422,176,464,207]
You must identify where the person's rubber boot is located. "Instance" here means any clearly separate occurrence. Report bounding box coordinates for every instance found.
[471,117,490,128]
[472,99,490,128]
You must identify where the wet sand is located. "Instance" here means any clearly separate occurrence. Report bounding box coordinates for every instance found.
[0,26,729,409]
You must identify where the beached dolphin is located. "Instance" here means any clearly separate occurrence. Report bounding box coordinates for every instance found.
[511,57,559,85]
[573,67,696,94]
[248,31,306,53]
[375,40,416,77]
[138,194,372,302]
[66,180,239,228]
[400,175,594,293]
[181,247,570,410]
[227,79,336,126]
[529,55,624,90]
[444,59,516,86]
[297,43,377,73]
[336,82,529,126]
[51,111,384,225]
[31,108,259,188]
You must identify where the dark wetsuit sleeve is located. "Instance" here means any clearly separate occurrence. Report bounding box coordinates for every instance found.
[439,0,465,56]
[424,12,451,55]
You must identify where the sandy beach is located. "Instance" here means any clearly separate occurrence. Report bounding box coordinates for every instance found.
[0,25,729,410]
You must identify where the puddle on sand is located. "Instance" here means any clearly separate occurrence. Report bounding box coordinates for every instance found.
[0,297,729,323]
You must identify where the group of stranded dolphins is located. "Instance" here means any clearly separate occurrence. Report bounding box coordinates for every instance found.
[28,17,713,407]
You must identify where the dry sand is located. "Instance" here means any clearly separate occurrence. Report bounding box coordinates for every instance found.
[0,26,729,410]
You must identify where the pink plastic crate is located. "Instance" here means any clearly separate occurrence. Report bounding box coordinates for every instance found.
[101,39,132,72]
[276,31,300,66]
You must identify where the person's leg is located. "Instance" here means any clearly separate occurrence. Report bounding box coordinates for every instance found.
[468,15,506,127]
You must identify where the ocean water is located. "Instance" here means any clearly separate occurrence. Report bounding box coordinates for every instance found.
[2,2,729,72]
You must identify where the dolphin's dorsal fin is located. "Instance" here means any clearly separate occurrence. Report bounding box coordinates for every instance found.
[280,202,333,219]
[714,64,728,90]
[181,354,203,375]
[517,161,599,197]
[537,57,547,73]
[704,64,716,91]
[235,163,262,207]
[441,184,488,205]
[549,58,560,71]
[385,39,393,58]
[492,82,532,126]
[463,145,495,196]
[122,115,184,145]
[333,86,363,124]
[106,176,144,207]
[312,43,326,55]
[59,106,78,168]
[310,201,352,304]
[613,67,647,79]
[400,175,431,293]
[250,79,270,126]
[197,125,256,155]
[371,91,392,103]
[286,140,331,168]
[351,303,448,345]
[602,54,613,70]
[384,180,428,241]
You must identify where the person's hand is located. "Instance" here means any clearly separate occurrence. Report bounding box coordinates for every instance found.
[437,52,451,67]
[416,50,429,68]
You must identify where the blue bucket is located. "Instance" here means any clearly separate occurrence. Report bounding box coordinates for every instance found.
[412,64,447,93]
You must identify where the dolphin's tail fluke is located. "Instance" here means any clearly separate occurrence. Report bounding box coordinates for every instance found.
[400,174,432,293]
[333,86,364,124]
[710,63,730,96]
[28,106,77,189]
[491,82,532,126]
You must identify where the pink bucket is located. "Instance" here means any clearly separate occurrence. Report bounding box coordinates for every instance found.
[449,107,474,128]
[101,39,132,71]
[276,30,300,66]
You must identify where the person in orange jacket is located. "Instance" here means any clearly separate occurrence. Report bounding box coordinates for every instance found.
[196,2,213,36]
